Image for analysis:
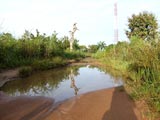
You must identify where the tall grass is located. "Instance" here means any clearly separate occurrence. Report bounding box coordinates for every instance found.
[95,37,160,118]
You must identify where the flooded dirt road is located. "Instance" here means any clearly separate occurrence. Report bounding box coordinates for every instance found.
[0,87,143,120]
[0,63,145,120]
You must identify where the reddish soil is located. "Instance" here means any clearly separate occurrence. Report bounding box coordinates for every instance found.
[0,91,54,120]
[0,87,146,120]
[46,87,144,120]
[0,68,19,87]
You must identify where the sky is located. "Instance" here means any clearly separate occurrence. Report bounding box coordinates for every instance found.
[0,0,160,46]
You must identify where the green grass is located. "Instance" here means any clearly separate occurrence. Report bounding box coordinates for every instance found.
[94,39,160,119]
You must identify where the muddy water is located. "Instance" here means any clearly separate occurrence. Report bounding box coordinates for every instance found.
[0,65,123,103]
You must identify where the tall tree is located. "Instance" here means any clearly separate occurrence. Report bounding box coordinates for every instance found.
[126,11,158,41]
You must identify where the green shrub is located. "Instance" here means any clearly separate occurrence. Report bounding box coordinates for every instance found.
[32,57,66,70]
[32,60,54,70]
[64,51,85,59]
[52,57,66,66]
[19,66,32,77]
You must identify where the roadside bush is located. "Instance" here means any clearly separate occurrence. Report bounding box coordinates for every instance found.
[19,66,32,77]
[63,51,85,59]
[32,57,67,70]
[52,57,67,66]
[32,59,55,70]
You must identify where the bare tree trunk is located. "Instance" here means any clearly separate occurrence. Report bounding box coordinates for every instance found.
[69,23,78,51]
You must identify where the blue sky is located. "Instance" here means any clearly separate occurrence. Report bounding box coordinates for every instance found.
[0,0,160,45]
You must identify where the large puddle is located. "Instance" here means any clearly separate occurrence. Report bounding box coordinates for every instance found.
[0,65,123,102]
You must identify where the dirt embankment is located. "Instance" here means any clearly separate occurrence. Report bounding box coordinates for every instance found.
[0,68,19,87]
[68,57,103,67]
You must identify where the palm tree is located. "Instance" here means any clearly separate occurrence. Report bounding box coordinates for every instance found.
[97,41,106,50]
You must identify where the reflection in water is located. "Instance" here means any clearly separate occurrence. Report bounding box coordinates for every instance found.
[69,69,80,95]
[0,65,123,103]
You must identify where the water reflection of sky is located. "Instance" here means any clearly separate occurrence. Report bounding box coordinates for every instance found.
[1,65,123,103]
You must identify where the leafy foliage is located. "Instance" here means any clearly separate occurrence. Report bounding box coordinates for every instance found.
[126,11,158,41]
[0,30,85,68]
[97,41,106,50]
[19,66,32,77]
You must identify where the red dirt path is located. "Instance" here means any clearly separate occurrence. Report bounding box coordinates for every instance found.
[0,87,145,120]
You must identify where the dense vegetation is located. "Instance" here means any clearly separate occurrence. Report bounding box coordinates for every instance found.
[126,11,159,41]
[0,30,85,70]
[94,12,160,119]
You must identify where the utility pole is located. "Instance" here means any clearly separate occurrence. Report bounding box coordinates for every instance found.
[114,1,118,43]
[69,23,78,51]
